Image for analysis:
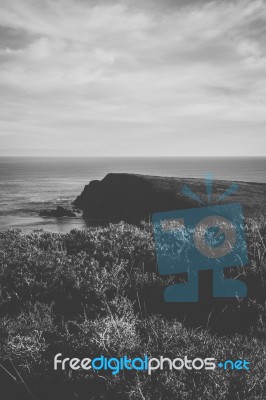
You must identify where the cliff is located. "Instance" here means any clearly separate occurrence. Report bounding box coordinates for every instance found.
[73,173,266,224]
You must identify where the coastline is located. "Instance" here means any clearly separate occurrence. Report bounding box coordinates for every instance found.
[1,173,265,232]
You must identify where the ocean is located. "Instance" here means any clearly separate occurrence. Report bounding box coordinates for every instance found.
[0,157,265,233]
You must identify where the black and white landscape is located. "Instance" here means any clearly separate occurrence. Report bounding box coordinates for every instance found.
[0,1,265,399]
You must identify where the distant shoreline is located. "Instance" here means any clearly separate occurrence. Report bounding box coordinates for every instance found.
[0,157,265,232]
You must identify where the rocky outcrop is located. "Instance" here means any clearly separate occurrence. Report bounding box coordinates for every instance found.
[73,173,197,224]
[73,173,266,224]
[40,206,76,217]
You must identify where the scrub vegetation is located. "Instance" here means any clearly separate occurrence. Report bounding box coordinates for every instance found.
[0,219,265,399]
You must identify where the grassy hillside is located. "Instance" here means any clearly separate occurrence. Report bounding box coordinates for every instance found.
[0,219,265,399]
[74,174,266,223]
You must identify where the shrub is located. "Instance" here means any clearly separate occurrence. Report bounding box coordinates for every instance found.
[0,220,265,399]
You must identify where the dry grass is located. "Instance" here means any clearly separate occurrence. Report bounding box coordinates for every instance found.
[0,219,265,399]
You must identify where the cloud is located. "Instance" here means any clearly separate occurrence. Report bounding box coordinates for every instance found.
[0,0,265,156]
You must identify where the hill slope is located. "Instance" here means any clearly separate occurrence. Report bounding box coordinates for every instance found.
[74,173,266,223]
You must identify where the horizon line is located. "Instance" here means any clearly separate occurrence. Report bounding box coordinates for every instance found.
[0,155,265,159]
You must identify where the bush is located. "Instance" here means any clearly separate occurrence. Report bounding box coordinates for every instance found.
[0,221,265,399]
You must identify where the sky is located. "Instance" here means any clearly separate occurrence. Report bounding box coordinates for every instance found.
[0,0,265,157]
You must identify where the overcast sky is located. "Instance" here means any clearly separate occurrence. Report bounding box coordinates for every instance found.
[0,0,265,156]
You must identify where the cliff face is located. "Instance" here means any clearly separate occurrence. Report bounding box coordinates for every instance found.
[73,173,266,224]
[73,173,198,224]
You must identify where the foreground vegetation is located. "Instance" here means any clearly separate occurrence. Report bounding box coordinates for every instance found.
[0,219,265,399]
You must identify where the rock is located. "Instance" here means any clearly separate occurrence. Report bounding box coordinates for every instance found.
[73,173,198,224]
[40,206,76,217]
[73,173,266,224]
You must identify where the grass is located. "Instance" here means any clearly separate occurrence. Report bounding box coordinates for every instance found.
[0,219,265,399]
